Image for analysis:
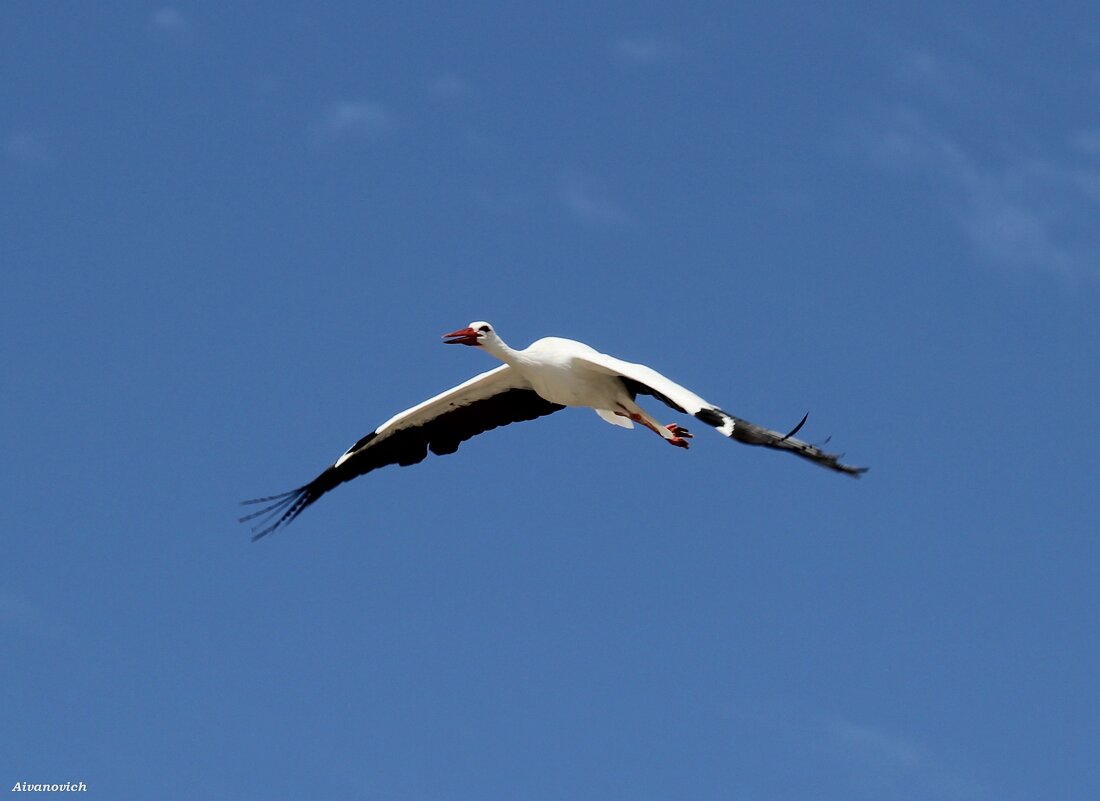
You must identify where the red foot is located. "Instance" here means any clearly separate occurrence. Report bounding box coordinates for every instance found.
[668,436,690,449]
[666,424,693,439]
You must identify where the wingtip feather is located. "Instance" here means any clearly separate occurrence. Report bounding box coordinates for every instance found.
[239,484,314,540]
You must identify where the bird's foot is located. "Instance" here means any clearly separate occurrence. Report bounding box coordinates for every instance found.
[667,435,690,449]
[665,424,693,439]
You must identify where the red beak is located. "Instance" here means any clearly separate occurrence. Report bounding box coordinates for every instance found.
[442,327,480,346]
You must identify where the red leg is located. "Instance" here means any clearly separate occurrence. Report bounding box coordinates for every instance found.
[619,406,691,449]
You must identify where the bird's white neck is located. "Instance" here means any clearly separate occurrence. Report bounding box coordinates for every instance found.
[480,335,525,366]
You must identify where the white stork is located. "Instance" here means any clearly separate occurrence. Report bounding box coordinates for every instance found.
[242,322,866,539]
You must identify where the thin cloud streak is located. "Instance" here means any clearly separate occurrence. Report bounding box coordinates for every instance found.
[725,702,989,801]
[613,36,680,65]
[893,45,978,101]
[149,7,190,36]
[825,717,921,772]
[429,73,475,101]
[1071,129,1100,157]
[822,716,986,801]
[311,101,397,145]
[558,171,630,225]
[851,43,1099,281]
[856,106,1100,279]
[5,131,51,166]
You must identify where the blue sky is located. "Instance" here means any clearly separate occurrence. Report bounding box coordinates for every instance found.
[3,3,1098,799]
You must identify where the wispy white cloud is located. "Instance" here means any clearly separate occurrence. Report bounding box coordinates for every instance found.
[726,702,987,801]
[854,105,1100,279]
[850,43,1100,281]
[824,717,922,772]
[821,716,985,801]
[892,46,978,102]
[5,130,51,166]
[310,101,397,145]
[149,7,191,36]
[1071,129,1100,158]
[558,171,630,225]
[429,73,475,101]
[613,36,680,66]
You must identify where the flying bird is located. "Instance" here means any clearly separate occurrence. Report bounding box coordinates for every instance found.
[242,322,866,540]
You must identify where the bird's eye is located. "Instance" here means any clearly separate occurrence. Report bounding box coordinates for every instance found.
[478,325,490,333]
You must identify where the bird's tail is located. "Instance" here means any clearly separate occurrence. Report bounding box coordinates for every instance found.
[239,484,316,541]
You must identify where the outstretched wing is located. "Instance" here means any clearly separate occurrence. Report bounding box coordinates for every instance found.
[572,351,867,477]
[241,365,565,540]
[691,407,867,476]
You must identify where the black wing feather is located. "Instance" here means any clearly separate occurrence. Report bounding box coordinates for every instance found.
[619,376,687,413]
[695,407,867,477]
[241,388,564,540]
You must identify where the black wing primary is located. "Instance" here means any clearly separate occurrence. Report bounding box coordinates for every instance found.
[240,365,564,540]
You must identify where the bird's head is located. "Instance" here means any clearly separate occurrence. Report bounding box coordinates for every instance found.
[443,321,496,347]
